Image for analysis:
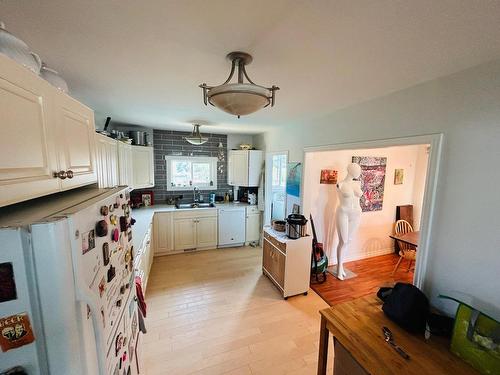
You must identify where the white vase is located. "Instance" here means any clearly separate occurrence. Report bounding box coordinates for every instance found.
[0,22,41,74]
[40,63,69,93]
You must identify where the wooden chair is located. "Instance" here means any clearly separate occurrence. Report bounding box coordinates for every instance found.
[392,219,416,275]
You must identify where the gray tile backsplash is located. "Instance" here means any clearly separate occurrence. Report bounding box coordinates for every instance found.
[133,129,232,204]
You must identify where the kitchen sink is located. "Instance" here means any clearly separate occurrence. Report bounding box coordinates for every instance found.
[175,202,215,209]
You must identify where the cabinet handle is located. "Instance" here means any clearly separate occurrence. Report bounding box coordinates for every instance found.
[53,170,67,179]
[66,170,74,179]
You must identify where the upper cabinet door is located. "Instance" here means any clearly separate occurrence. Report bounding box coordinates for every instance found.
[95,133,118,188]
[228,150,248,186]
[0,54,60,207]
[55,93,97,190]
[131,146,154,189]
[117,142,133,187]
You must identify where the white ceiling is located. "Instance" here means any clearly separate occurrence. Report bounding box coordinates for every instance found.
[2,0,500,134]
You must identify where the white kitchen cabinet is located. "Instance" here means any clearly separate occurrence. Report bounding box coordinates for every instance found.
[0,53,97,207]
[228,150,263,187]
[131,145,154,189]
[153,212,174,255]
[246,206,261,244]
[117,141,133,187]
[196,216,218,249]
[173,218,197,250]
[55,92,97,190]
[173,209,218,251]
[262,226,312,299]
[95,133,118,188]
[0,54,60,207]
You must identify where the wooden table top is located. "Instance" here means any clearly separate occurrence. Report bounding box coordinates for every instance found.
[389,231,419,247]
[319,295,478,375]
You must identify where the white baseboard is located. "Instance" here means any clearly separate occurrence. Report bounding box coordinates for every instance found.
[328,246,395,266]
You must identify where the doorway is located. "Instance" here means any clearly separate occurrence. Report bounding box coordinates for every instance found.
[264,151,288,225]
[302,134,442,304]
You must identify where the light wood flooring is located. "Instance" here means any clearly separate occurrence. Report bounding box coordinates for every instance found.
[143,246,332,375]
[311,253,414,305]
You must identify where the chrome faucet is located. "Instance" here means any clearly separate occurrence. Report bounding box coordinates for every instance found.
[193,187,200,203]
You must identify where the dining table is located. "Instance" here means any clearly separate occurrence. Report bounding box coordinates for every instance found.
[389,231,420,247]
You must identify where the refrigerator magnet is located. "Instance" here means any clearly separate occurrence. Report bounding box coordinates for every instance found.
[112,228,120,242]
[100,205,109,216]
[0,312,35,352]
[0,262,17,303]
[102,243,110,266]
[98,277,105,298]
[96,220,108,237]
[107,265,116,282]
[81,230,96,254]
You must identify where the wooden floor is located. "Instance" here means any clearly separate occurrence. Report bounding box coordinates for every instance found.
[311,253,414,305]
[143,247,333,375]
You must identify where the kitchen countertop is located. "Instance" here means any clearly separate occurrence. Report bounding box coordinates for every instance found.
[130,202,259,250]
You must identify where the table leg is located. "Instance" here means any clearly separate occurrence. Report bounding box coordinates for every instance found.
[317,315,329,375]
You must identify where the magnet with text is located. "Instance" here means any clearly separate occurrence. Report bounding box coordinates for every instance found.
[0,312,35,352]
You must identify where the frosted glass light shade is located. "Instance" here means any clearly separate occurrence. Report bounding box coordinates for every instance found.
[208,83,270,116]
[185,136,208,145]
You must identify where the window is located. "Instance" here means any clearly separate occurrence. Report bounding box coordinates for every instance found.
[165,156,218,191]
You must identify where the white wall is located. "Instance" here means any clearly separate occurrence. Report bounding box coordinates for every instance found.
[227,134,254,150]
[254,60,500,312]
[304,145,427,265]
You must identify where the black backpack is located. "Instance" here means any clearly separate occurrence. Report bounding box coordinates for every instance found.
[377,283,429,333]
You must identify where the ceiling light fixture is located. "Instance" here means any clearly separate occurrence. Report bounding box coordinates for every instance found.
[184,124,208,145]
[199,52,279,118]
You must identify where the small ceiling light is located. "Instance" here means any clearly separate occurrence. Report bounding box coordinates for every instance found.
[184,124,208,145]
[199,52,279,118]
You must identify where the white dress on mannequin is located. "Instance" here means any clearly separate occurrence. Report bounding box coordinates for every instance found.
[335,163,362,280]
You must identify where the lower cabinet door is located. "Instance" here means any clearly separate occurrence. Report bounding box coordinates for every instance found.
[245,213,261,242]
[173,218,197,250]
[262,239,273,273]
[263,239,285,289]
[153,212,174,255]
[196,216,218,249]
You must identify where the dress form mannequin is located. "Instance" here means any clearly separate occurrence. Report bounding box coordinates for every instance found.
[335,163,362,280]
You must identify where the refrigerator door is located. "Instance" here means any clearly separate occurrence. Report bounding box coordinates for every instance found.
[0,228,47,374]
[62,188,136,375]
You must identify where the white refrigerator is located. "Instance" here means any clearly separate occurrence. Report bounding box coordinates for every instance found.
[0,187,142,375]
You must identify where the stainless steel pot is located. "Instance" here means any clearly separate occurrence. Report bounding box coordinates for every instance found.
[129,131,146,146]
[286,214,308,239]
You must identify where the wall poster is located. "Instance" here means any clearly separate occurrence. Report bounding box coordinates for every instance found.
[352,156,387,212]
[286,162,302,198]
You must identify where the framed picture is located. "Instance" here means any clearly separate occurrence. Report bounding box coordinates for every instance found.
[320,169,338,184]
[394,169,404,185]
[141,191,154,206]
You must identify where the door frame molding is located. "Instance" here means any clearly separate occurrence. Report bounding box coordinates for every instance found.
[302,133,443,291]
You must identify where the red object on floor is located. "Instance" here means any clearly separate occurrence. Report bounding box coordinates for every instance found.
[135,276,147,317]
